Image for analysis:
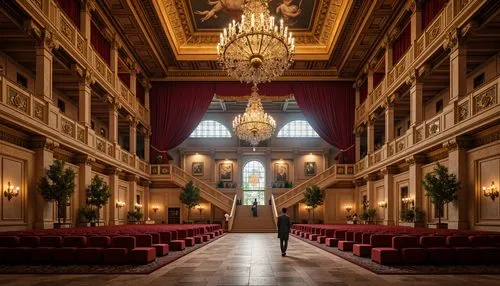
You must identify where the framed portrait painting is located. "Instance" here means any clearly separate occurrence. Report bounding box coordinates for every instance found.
[219,162,233,182]
[305,162,317,176]
[192,162,204,176]
[274,162,289,182]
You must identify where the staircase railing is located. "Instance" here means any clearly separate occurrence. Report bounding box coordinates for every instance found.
[228,194,238,231]
[274,164,354,209]
[271,194,278,228]
[169,165,234,213]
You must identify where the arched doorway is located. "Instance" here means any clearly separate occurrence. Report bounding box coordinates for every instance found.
[242,160,265,205]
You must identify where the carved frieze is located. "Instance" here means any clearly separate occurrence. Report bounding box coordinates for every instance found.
[473,85,497,114]
[457,102,469,122]
[7,88,29,114]
[61,117,75,137]
[34,102,45,121]
[31,137,59,151]
[60,16,75,42]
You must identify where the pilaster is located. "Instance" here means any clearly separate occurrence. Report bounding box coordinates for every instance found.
[383,95,395,143]
[367,115,375,155]
[106,96,120,144]
[384,36,393,74]
[381,166,398,225]
[364,173,378,208]
[409,0,422,42]
[127,174,139,213]
[32,27,59,102]
[354,125,364,162]
[74,154,95,225]
[76,69,94,127]
[32,137,59,229]
[445,29,467,102]
[106,167,121,226]
[127,115,137,155]
[406,154,426,210]
[443,136,471,229]
[80,0,95,39]
[408,72,423,126]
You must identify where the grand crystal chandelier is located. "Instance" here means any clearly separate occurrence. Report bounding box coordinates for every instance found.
[217,0,295,85]
[232,85,276,148]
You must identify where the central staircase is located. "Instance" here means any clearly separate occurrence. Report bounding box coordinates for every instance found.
[231,205,276,233]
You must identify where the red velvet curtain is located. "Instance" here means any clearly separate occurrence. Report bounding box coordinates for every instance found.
[91,21,111,65]
[292,82,355,163]
[57,0,80,28]
[359,81,368,104]
[118,73,130,88]
[150,82,215,162]
[136,80,145,105]
[422,0,448,30]
[392,23,411,64]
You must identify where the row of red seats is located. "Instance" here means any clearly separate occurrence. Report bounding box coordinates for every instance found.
[292,224,500,265]
[0,224,223,265]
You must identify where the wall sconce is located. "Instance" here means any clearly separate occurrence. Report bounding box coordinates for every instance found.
[377,201,387,208]
[344,204,353,213]
[116,200,125,208]
[305,205,313,211]
[135,203,143,209]
[152,206,159,213]
[483,181,499,201]
[401,197,414,207]
[4,182,19,201]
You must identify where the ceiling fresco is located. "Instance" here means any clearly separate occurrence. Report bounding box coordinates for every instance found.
[187,0,319,31]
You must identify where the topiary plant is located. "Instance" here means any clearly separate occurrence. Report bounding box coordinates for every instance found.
[423,163,459,225]
[86,175,111,224]
[180,180,201,223]
[38,160,75,224]
[304,185,324,223]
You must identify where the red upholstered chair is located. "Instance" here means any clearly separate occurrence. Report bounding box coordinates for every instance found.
[54,236,87,263]
[103,236,136,264]
[30,236,63,264]
[317,229,334,244]
[0,236,27,264]
[19,236,40,248]
[147,233,169,256]
[77,236,111,264]
[371,235,399,265]
[170,239,186,251]
[353,233,374,257]
[394,236,426,264]
[420,236,452,264]
[338,232,355,251]
[469,235,500,264]
[447,235,479,264]
[326,230,345,247]
[159,231,172,243]
[129,234,156,264]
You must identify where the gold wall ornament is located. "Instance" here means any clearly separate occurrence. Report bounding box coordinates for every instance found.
[217,0,295,84]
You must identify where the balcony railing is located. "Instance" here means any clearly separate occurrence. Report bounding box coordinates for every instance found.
[359,0,482,123]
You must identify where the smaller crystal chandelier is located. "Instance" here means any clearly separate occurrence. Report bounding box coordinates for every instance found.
[3,182,19,201]
[233,85,276,149]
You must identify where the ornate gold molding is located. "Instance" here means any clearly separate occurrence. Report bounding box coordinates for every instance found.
[442,136,472,152]
[31,136,59,151]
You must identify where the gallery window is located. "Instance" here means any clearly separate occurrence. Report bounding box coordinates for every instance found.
[190,120,232,138]
[277,120,319,138]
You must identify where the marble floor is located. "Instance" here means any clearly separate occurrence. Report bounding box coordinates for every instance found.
[0,233,499,286]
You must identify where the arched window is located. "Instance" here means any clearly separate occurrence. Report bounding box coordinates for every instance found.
[190,120,231,138]
[277,120,319,138]
[242,160,265,205]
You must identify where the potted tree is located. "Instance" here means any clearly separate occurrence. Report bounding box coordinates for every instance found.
[423,163,459,229]
[86,175,111,226]
[400,208,426,228]
[366,208,377,224]
[180,180,201,224]
[304,185,324,223]
[78,206,98,226]
[127,209,144,224]
[38,160,75,228]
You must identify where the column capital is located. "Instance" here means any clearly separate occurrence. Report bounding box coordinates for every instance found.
[354,178,366,187]
[364,173,378,182]
[111,37,122,50]
[407,0,418,13]
[140,78,152,90]
[405,154,426,165]
[139,180,151,187]
[31,136,59,151]
[126,115,138,127]
[126,174,140,183]
[29,24,60,51]
[380,165,398,176]
[443,136,472,152]
[74,154,96,166]
[354,125,365,136]
[367,113,376,125]
[406,69,417,87]
[83,0,97,12]
[382,94,396,109]
[105,166,122,176]
[105,95,122,111]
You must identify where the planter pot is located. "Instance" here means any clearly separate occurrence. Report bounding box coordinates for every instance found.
[399,222,426,228]
[53,222,72,229]
[347,221,354,224]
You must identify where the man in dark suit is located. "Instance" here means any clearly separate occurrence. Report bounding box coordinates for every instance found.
[277,207,291,257]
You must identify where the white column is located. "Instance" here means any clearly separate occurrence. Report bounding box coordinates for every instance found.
[384,99,395,143]
[35,30,57,102]
[406,154,426,211]
[365,173,377,210]
[444,137,470,229]
[75,155,95,225]
[128,115,137,155]
[449,44,467,102]
[382,166,397,225]
[107,167,121,226]
[409,81,423,126]
[33,137,58,229]
[128,174,138,212]
[78,74,93,127]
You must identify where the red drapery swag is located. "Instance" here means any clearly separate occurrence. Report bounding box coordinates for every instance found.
[150,82,215,163]
[292,82,355,163]
[57,0,80,28]
[136,80,145,105]
[422,0,449,30]
[392,23,411,65]
[91,21,111,65]
[118,73,130,88]
[359,81,368,104]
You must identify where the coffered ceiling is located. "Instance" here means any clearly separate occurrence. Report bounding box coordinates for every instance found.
[103,0,406,80]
